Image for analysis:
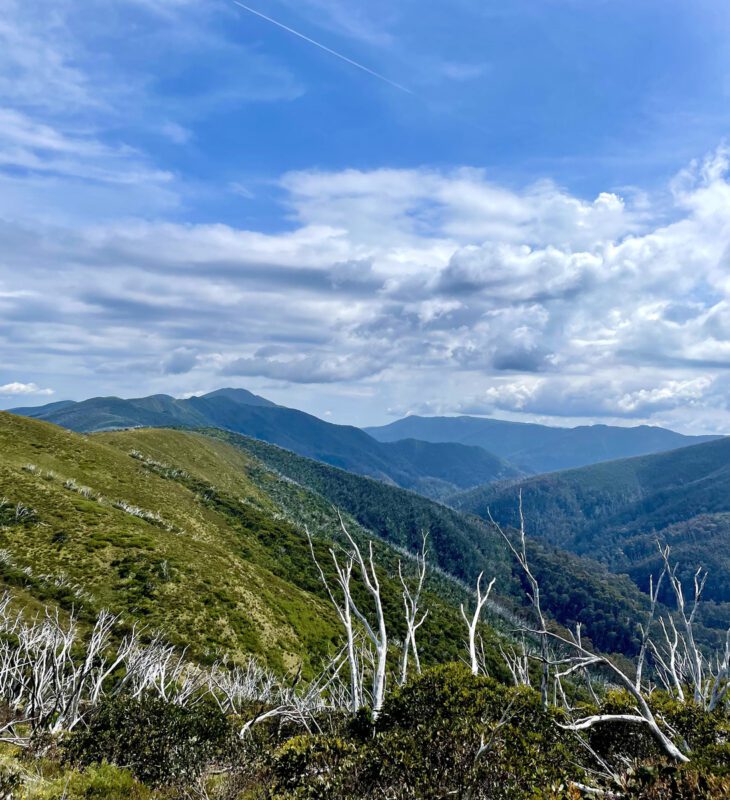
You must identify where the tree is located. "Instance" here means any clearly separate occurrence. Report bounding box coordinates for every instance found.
[398,532,429,685]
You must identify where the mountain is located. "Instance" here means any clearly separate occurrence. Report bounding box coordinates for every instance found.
[12,391,521,499]
[450,436,730,631]
[0,411,488,673]
[365,415,719,473]
[1,412,662,661]
[190,386,279,407]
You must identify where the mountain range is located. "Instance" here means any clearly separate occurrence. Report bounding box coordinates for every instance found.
[365,414,719,473]
[11,386,730,646]
[0,411,659,668]
[11,389,718,497]
[11,389,519,500]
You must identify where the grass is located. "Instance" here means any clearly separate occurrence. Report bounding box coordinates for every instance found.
[0,413,513,679]
[0,413,342,672]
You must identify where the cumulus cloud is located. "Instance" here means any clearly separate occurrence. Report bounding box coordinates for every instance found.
[0,382,54,397]
[3,142,730,430]
[454,375,717,420]
[222,351,384,384]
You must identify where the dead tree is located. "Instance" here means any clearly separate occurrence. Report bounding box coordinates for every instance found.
[460,571,496,675]
[488,493,549,708]
[500,637,531,688]
[649,544,730,712]
[544,626,690,763]
[398,533,429,685]
[635,566,666,691]
[307,528,361,711]
[239,651,348,736]
[336,513,389,718]
[662,545,707,705]
[485,506,701,791]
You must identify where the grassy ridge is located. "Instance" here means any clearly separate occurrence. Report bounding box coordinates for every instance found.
[0,413,344,671]
[0,414,503,677]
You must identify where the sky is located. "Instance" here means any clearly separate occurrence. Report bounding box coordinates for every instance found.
[2,0,730,433]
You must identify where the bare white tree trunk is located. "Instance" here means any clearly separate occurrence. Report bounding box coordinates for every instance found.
[660,545,707,705]
[635,567,665,690]
[307,528,361,712]
[484,508,698,781]
[336,513,389,718]
[708,630,730,712]
[488,492,549,708]
[544,628,690,763]
[460,571,496,675]
[398,533,429,685]
[500,636,531,687]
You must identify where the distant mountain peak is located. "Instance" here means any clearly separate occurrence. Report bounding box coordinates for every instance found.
[200,387,278,408]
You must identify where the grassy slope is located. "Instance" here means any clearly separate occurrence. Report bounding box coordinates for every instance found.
[0,413,344,672]
[0,414,498,676]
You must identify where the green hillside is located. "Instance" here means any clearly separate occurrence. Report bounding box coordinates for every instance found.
[451,437,730,633]
[0,413,486,673]
[14,391,521,499]
[204,428,656,656]
[0,413,655,667]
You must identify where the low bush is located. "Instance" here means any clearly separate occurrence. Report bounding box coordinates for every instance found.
[63,694,233,787]
[269,664,581,799]
[26,763,151,800]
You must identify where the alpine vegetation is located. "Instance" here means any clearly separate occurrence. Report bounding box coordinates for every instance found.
[0,508,728,799]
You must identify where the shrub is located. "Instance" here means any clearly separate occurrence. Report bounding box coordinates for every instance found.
[270,735,359,800]
[27,763,151,800]
[63,694,232,787]
[0,763,22,800]
[269,664,581,800]
[623,764,730,799]
[368,663,578,799]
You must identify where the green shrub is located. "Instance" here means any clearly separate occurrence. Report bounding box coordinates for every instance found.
[270,734,358,800]
[0,762,22,800]
[368,663,578,799]
[269,664,581,800]
[26,763,151,800]
[63,694,232,787]
[623,763,730,799]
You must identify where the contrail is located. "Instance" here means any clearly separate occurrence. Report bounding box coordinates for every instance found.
[231,1,413,95]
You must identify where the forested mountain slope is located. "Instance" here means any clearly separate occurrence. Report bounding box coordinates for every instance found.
[203,429,666,656]
[1,413,657,664]
[451,436,730,630]
[365,414,718,473]
[12,391,520,499]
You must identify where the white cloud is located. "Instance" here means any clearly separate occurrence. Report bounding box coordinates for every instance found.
[0,109,173,186]
[160,122,192,145]
[0,382,54,397]
[3,145,730,429]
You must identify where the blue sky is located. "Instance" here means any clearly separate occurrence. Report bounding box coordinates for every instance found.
[2,0,730,432]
